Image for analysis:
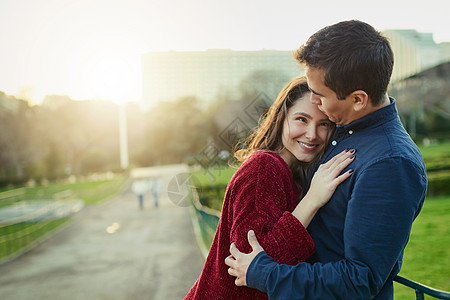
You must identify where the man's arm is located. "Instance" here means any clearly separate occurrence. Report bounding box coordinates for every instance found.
[227,158,427,299]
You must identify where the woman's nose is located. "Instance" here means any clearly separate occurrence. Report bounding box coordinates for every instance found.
[305,125,317,140]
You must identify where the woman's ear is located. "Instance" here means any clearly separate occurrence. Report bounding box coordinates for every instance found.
[351,90,369,112]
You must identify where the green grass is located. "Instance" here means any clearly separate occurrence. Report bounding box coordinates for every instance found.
[0,176,128,261]
[189,166,236,211]
[190,165,237,187]
[418,141,450,159]
[0,218,69,260]
[418,141,450,174]
[394,195,450,299]
[22,176,128,205]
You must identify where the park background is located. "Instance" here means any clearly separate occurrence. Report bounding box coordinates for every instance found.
[0,0,449,299]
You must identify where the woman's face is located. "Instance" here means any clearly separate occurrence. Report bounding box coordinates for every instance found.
[280,92,332,168]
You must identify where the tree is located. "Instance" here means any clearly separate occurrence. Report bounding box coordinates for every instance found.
[137,96,209,166]
[389,62,450,140]
[0,92,36,183]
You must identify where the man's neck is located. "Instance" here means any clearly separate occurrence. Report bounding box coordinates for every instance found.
[342,95,390,125]
[367,94,391,114]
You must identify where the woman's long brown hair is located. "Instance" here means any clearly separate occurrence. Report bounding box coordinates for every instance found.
[234,75,335,190]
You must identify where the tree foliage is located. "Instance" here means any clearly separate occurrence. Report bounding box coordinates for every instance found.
[1,65,448,186]
[389,62,450,141]
[136,96,210,166]
[0,92,210,186]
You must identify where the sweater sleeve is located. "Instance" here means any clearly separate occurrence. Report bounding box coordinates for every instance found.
[229,153,315,265]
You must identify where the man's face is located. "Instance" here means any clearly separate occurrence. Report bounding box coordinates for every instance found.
[305,67,354,125]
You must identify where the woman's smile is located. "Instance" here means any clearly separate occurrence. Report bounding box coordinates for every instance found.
[298,141,319,152]
[279,92,332,168]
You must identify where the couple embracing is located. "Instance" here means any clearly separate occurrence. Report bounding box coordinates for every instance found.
[186,20,427,300]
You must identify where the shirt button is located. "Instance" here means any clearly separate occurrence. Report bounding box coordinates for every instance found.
[331,140,337,146]
[348,130,353,135]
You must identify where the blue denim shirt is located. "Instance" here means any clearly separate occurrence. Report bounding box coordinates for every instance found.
[247,99,427,299]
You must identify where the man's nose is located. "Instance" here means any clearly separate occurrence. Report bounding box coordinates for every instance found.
[310,93,321,105]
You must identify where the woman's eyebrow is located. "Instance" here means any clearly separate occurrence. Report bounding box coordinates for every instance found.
[292,112,312,118]
[293,112,330,122]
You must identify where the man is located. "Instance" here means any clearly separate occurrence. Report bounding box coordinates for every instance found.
[225,20,427,299]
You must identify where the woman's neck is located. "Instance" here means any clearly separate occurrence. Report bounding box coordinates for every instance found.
[278,149,299,173]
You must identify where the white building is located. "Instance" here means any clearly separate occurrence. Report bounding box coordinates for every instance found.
[440,42,450,63]
[142,32,450,104]
[382,29,444,82]
[142,49,304,105]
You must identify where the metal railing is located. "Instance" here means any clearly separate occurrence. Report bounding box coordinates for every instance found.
[394,275,450,299]
[188,187,220,259]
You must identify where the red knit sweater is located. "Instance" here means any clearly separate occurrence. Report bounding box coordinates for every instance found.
[185,151,315,299]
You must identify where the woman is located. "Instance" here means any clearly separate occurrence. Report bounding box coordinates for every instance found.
[185,76,354,299]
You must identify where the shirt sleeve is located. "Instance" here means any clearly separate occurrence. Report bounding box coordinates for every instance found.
[229,154,315,265]
[246,157,427,299]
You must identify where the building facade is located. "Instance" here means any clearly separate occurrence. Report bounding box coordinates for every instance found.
[142,32,450,104]
[142,49,303,105]
[382,29,446,82]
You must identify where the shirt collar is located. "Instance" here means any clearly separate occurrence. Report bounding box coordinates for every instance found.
[335,97,398,133]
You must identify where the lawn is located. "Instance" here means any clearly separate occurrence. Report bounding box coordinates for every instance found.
[418,141,450,159]
[190,165,237,187]
[0,218,69,260]
[23,176,128,205]
[394,195,450,299]
[0,175,128,262]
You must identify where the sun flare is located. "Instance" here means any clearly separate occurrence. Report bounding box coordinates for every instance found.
[90,55,133,102]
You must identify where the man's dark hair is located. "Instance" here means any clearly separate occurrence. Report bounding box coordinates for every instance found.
[295,20,394,106]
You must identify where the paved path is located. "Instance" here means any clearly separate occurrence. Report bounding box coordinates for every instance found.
[0,164,205,300]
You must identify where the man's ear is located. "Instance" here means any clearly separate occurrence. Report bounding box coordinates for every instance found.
[350,90,369,112]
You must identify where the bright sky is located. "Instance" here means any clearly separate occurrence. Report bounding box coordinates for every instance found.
[1,0,449,103]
